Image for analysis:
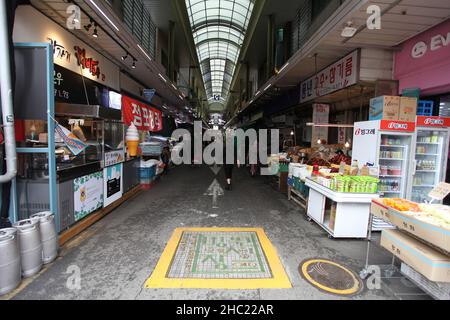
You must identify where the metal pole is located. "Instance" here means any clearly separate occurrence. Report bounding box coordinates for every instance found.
[0,0,18,184]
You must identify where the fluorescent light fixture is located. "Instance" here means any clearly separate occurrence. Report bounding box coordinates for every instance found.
[278,63,289,73]
[440,103,446,106]
[171,84,177,90]
[307,123,354,128]
[89,0,119,32]
[341,22,357,38]
[158,73,167,83]
[249,100,254,104]
[255,91,261,96]
[137,44,152,61]
[179,95,184,100]
[264,84,272,91]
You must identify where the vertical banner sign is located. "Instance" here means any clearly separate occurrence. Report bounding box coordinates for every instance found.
[103,163,123,207]
[55,123,87,155]
[122,96,163,132]
[300,50,359,103]
[312,104,330,147]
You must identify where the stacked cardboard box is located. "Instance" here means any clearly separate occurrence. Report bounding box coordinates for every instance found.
[369,96,418,122]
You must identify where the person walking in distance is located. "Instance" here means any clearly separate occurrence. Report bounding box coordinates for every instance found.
[224,131,240,191]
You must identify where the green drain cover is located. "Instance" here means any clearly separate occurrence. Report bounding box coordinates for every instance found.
[300,259,362,296]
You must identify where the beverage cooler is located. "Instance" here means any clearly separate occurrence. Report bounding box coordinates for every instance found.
[352,120,416,231]
[407,116,450,203]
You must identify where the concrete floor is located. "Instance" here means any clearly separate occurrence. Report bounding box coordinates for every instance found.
[6,165,430,300]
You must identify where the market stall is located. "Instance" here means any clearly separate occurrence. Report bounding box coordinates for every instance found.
[365,195,450,300]
[305,176,379,239]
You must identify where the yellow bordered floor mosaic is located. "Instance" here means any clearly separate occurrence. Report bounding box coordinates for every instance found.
[145,228,291,289]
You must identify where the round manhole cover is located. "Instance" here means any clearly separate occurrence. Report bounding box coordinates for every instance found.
[300,259,362,296]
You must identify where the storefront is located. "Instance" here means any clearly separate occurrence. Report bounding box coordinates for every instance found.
[394,19,450,116]
[10,6,163,238]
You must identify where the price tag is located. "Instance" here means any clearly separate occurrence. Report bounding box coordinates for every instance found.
[428,182,450,201]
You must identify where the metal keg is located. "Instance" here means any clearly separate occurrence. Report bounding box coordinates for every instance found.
[0,228,22,296]
[31,212,58,264]
[13,219,43,278]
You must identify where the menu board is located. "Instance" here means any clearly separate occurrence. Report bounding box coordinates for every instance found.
[54,64,109,107]
[74,172,104,222]
[103,163,123,207]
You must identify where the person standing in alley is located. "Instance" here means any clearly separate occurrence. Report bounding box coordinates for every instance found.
[161,146,171,175]
[223,131,240,191]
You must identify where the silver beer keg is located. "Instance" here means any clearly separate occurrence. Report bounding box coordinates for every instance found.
[31,212,58,264]
[0,228,22,296]
[13,219,43,278]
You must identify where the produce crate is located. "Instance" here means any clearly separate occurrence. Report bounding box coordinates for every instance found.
[279,163,289,173]
[417,101,434,116]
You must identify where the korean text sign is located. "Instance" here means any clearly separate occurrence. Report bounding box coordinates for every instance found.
[122,96,163,132]
[300,50,359,103]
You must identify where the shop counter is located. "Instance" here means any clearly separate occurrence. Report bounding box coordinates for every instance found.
[305,178,379,239]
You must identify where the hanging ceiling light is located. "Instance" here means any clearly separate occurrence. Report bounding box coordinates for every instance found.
[121,53,129,61]
[345,141,351,148]
[84,19,93,32]
[341,21,357,38]
[131,59,137,69]
[92,24,98,38]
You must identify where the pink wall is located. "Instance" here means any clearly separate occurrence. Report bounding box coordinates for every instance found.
[394,19,450,96]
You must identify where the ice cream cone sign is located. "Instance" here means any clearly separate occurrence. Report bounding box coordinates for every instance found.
[126,122,140,157]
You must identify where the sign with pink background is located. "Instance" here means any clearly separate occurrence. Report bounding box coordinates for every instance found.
[394,19,450,95]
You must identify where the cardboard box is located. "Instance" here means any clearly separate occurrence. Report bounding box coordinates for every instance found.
[369,96,400,121]
[399,97,418,122]
[388,209,450,253]
[381,230,450,283]
[371,200,396,223]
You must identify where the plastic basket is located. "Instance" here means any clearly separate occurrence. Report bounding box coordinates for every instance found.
[417,100,433,116]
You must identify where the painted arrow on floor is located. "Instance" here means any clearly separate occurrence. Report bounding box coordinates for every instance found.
[204,179,224,209]
[209,163,221,176]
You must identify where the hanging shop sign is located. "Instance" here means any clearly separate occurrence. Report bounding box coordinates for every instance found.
[300,50,359,103]
[74,171,104,222]
[380,120,416,132]
[395,19,450,95]
[13,6,120,90]
[143,89,157,103]
[104,163,123,207]
[417,116,450,128]
[122,96,163,132]
[311,104,330,147]
[54,64,110,107]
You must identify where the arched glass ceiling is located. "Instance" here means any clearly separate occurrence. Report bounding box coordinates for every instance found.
[186,0,255,106]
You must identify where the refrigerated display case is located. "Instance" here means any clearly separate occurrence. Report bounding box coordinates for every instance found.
[352,120,416,230]
[408,116,450,203]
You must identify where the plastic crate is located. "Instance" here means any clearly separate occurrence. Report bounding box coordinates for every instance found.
[140,142,162,156]
[139,166,156,184]
[417,100,434,116]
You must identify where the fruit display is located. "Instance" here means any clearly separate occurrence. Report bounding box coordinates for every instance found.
[329,176,379,194]
[383,198,421,212]
[307,157,330,167]
[416,204,450,230]
[329,154,352,165]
